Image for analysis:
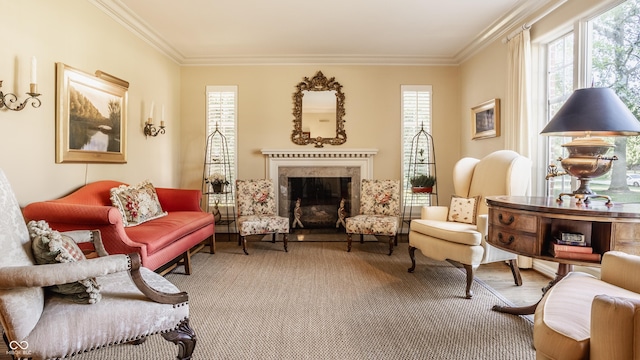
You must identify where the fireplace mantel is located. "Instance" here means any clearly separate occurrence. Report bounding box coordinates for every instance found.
[261,148,378,158]
[261,148,378,179]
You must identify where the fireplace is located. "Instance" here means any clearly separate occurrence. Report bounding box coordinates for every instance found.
[287,176,351,228]
[261,149,378,229]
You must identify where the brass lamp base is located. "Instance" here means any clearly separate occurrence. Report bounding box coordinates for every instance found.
[556,192,612,206]
[555,177,613,205]
[550,137,616,206]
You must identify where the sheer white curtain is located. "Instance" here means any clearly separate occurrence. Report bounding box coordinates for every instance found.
[506,29,533,268]
[505,29,532,158]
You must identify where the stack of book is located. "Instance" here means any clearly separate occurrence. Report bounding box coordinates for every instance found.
[549,232,601,262]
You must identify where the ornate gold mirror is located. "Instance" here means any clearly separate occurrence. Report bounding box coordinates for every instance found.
[291,71,346,147]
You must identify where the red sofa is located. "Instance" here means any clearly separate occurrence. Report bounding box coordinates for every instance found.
[23,180,214,274]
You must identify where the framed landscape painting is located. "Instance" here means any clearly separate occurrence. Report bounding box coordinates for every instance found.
[471,98,500,140]
[55,62,128,163]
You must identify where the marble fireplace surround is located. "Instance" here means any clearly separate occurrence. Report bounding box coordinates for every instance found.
[261,149,378,220]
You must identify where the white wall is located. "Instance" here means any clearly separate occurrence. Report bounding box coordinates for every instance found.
[2,0,182,206]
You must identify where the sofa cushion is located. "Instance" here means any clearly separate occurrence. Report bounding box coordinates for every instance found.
[28,220,101,304]
[110,180,168,227]
[410,219,481,246]
[534,271,640,359]
[124,211,214,254]
[447,195,479,224]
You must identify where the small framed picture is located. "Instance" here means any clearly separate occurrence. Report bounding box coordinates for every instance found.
[55,63,128,163]
[471,98,500,140]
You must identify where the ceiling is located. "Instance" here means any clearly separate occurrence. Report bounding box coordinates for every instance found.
[92,0,556,65]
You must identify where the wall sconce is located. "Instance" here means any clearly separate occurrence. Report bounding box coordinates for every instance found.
[0,80,41,111]
[1,57,41,111]
[144,103,166,137]
[144,118,166,137]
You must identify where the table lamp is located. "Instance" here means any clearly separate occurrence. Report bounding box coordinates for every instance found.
[541,87,640,204]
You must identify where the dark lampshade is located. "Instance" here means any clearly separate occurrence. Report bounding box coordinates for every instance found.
[540,87,640,136]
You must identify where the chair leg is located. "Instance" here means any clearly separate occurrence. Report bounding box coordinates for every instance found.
[182,251,192,275]
[347,233,352,252]
[408,246,416,273]
[272,233,276,243]
[208,234,215,254]
[161,318,197,360]
[360,234,364,244]
[388,235,394,256]
[508,259,523,286]
[241,235,249,255]
[463,264,474,299]
[283,233,288,252]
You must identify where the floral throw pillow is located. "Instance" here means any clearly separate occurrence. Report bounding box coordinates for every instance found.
[28,220,101,304]
[110,180,168,227]
[447,195,480,225]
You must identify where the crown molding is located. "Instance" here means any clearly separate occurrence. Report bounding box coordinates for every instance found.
[454,0,560,64]
[92,0,561,66]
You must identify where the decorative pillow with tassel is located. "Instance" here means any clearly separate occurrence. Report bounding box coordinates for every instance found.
[28,220,101,304]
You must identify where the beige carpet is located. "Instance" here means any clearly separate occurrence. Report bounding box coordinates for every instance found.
[17,241,535,360]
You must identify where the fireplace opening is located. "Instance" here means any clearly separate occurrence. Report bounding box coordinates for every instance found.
[287,177,351,228]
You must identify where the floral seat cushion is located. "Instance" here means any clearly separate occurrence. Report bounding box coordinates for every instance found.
[237,215,289,236]
[345,214,398,236]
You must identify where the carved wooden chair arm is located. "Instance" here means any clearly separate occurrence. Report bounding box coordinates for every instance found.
[128,253,189,305]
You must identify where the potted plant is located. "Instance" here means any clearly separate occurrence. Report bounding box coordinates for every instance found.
[410,174,436,193]
[207,172,230,193]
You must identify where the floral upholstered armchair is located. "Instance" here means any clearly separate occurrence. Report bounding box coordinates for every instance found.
[0,169,196,360]
[236,179,289,255]
[345,179,400,255]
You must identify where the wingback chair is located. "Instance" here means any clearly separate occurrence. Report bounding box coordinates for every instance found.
[236,179,289,255]
[345,179,401,255]
[408,150,531,298]
[0,169,196,360]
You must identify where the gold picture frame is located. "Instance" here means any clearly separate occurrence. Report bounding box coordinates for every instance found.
[55,62,128,163]
[471,98,500,140]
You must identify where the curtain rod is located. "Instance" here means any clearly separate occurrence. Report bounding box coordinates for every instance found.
[502,0,569,43]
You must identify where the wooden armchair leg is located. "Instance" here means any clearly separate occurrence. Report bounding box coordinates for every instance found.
[388,236,394,256]
[508,259,523,286]
[347,234,352,252]
[463,264,474,299]
[360,234,364,244]
[408,246,417,273]
[161,318,197,360]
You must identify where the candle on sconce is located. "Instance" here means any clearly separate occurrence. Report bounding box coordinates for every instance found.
[30,56,37,84]
[161,105,165,121]
[149,102,155,119]
[161,120,165,127]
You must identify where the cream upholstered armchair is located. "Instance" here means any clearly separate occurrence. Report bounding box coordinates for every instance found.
[346,179,400,255]
[534,251,640,360]
[0,169,195,360]
[408,150,531,298]
[236,179,289,255]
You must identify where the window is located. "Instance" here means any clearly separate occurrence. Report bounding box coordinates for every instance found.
[401,85,433,208]
[541,0,640,202]
[206,86,237,208]
[545,32,574,198]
